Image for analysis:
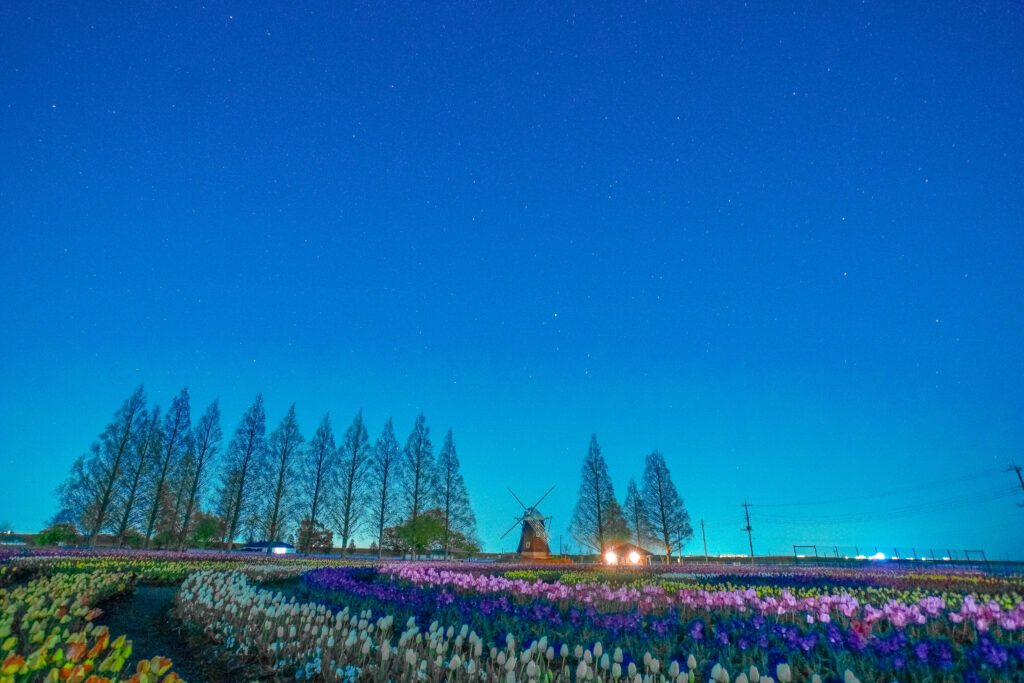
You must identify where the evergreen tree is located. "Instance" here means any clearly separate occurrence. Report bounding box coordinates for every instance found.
[177,400,222,548]
[57,385,147,545]
[436,429,477,559]
[570,434,628,553]
[112,407,161,546]
[264,404,304,542]
[641,450,692,563]
[143,387,190,545]
[336,410,371,557]
[368,419,402,558]
[623,477,654,550]
[301,413,337,553]
[401,414,434,524]
[218,394,267,549]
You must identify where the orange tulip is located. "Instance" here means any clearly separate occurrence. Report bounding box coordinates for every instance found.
[152,656,173,675]
[2,653,26,675]
[65,642,86,662]
[87,632,109,658]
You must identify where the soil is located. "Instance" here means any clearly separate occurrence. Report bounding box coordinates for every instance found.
[97,583,277,683]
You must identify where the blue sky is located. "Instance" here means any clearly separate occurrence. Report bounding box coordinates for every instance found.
[1,1,1022,556]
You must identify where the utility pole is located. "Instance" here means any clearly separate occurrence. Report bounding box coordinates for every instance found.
[1009,463,1024,506]
[700,519,709,564]
[741,500,754,564]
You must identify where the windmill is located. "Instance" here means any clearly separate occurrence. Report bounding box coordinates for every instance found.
[501,485,556,560]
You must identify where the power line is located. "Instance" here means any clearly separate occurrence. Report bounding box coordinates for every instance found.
[756,487,1018,524]
[754,485,1019,525]
[752,466,1005,509]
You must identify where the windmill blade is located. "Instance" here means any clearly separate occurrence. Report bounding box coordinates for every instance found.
[500,517,523,539]
[508,488,529,510]
[530,484,557,510]
[543,516,553,539]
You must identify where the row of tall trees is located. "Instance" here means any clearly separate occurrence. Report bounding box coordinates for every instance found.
[570,434,692,562]
[55,386,478,556]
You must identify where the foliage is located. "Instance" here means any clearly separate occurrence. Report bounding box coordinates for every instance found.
[34,523,78,547]
[394,511,446,555]
[143,387,190,545]
[367,418,403,556]
[217,394,267,549]
[301,413,337,554]
[642,450,692,562]
[111,406,160,548]
[623,478,655,551]
[436,429,477,559]
[297,518,334,554]
[263,403,304,542]
[401,413,434,522]
[56,386,147,545]
[336,410,371,557]
[571,434,629,552]
[176,399,222,549]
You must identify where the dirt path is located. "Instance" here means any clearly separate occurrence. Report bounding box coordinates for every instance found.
[98,583,274,683]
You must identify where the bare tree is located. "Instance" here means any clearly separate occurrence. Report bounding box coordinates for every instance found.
[401,413,434,523]
[436,429,476,559]
[570,434,628,553]
[57,386,147,545]
[218,394,267,549]
[143,387,190,546]
[641,450,692,563]
[300,413,336,553]
[623,477,654,551]
[368,418,402,557]
[177,400,222,548]
[264,404,304,542]
[55,454,100,536]
[335,410,371,557]
[112,406,161,546]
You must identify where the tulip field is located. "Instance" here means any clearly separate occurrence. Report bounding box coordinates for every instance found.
[2,549,1023,682]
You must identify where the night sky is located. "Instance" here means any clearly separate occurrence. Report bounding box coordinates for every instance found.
[1,1,1022,557]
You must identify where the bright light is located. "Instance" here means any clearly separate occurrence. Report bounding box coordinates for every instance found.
[604,551,618,564]
[868,552,886,561]
[855,554,867,560]
[272,546,288,555]
[628,551,641,564]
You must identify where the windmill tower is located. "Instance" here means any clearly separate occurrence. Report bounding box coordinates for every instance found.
[501,485,556,560]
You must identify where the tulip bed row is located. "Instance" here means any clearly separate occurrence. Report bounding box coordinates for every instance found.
[381,564,1024,632]
[176,569,836,683]
[5,550,1023,682]
[3,548,365,585]
[500,567,1024,610]
[0,570,183,683]
[297,564,1024,682]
